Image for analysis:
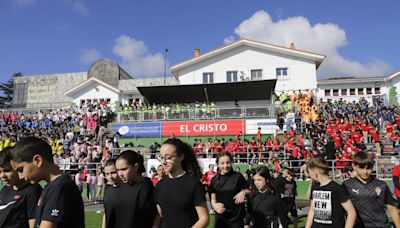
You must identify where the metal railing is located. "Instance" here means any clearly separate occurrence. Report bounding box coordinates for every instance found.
[57,151,396,181]
[109,146,395,180]
[0,103,75,114]
[117,105,285,122]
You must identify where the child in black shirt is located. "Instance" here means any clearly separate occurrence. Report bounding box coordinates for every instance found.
[0,147,42,228]
[342,152,400,227]
[210,152,251,228]
[245,166,279,228]
[154,138,209,228]
[305,155,356,228]
[279,169,298,228]
[112,150,156,228]
[102,159,122,228]
[10,137,84,228]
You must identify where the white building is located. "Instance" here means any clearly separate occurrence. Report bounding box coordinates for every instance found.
[171,38,325,94]
[316,70,400,105]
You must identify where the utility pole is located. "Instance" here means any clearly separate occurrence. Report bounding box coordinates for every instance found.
[164,48,169,85]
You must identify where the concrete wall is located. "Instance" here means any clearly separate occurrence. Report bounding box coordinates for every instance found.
[119,77,179,105]
[14,72,87,108]
[177,45,317,92]
[118,77,179,93]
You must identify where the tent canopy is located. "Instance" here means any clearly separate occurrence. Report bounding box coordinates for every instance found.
[137,79,276,104]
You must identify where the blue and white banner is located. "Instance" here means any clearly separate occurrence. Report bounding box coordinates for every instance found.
[114,122,162,137]
[246,119,280,134]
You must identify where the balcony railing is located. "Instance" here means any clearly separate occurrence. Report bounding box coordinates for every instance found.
[117,105,282,122]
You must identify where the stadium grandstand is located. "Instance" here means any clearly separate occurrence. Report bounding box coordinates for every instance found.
[2,38,400,182]
[1,38,400,227]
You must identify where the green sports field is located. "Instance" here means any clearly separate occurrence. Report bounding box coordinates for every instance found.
[84,211,307,228]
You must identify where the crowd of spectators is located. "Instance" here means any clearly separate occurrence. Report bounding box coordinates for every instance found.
[1,94,399,192]
[118,101,218,120]
[158,96,400,180]
[0,102,118,202]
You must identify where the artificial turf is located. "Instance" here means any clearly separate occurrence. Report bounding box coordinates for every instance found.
[84,211,306,228]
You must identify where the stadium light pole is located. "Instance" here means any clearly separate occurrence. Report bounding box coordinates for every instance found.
[164,48,169,85]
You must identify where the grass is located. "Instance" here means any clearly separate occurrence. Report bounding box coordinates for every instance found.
[85,211,306,228]
[85,211,103,228]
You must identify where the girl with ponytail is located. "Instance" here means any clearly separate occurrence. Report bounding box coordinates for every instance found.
[154,138,209,228]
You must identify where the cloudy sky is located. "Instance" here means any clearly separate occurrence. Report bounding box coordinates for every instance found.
[0,0,398,80]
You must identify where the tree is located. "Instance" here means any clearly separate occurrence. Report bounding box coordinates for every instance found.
[0,72,23,108]
[389,87,399,106]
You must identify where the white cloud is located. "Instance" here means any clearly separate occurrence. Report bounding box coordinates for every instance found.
[79,48,102,64]
[225,10,390,78]
[112,35,167,77]
[13,0,36,7]
[64,0,90,16]
[223,36,235,44]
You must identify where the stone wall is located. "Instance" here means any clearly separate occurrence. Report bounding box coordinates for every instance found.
[118,77,179,94]
[14,72,87,108]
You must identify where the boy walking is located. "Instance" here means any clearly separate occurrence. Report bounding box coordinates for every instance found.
[10,137,85,228]
[278,169,298,228]
[305,156,356,228]
[343,151,400,228]
[0,147,42,228]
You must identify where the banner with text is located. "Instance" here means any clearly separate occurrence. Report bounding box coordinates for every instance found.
[246,119,280,134]
[114,122,162,137]
[162,120,245,137]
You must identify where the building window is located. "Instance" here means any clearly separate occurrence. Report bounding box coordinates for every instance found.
[226,71,238,82]
[366,88,372,95]
[350,88,356,95]
[333,89,339,96]
[375,87,381,94]
[325,89,331,96]
[276,67,288,77]
[341,89,347,96]
[358,88,364,95]
[13,83,28,105]
[251,69,262,80]
[202,73,214,84]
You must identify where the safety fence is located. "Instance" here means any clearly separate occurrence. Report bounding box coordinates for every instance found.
[117,105,290,122]
[57,148,396,181]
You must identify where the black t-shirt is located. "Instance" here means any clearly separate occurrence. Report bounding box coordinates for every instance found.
[343,177,396,227]
[276,175,286,194]
[247,191,279,228]
[34,174,84,228]
[210,171,250,220]
[107,178,156,228]
[311,181,349,228]
[154,173,206,228]
[103,184,119,228]
[278,179,297,199]
[0,184,42,228]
